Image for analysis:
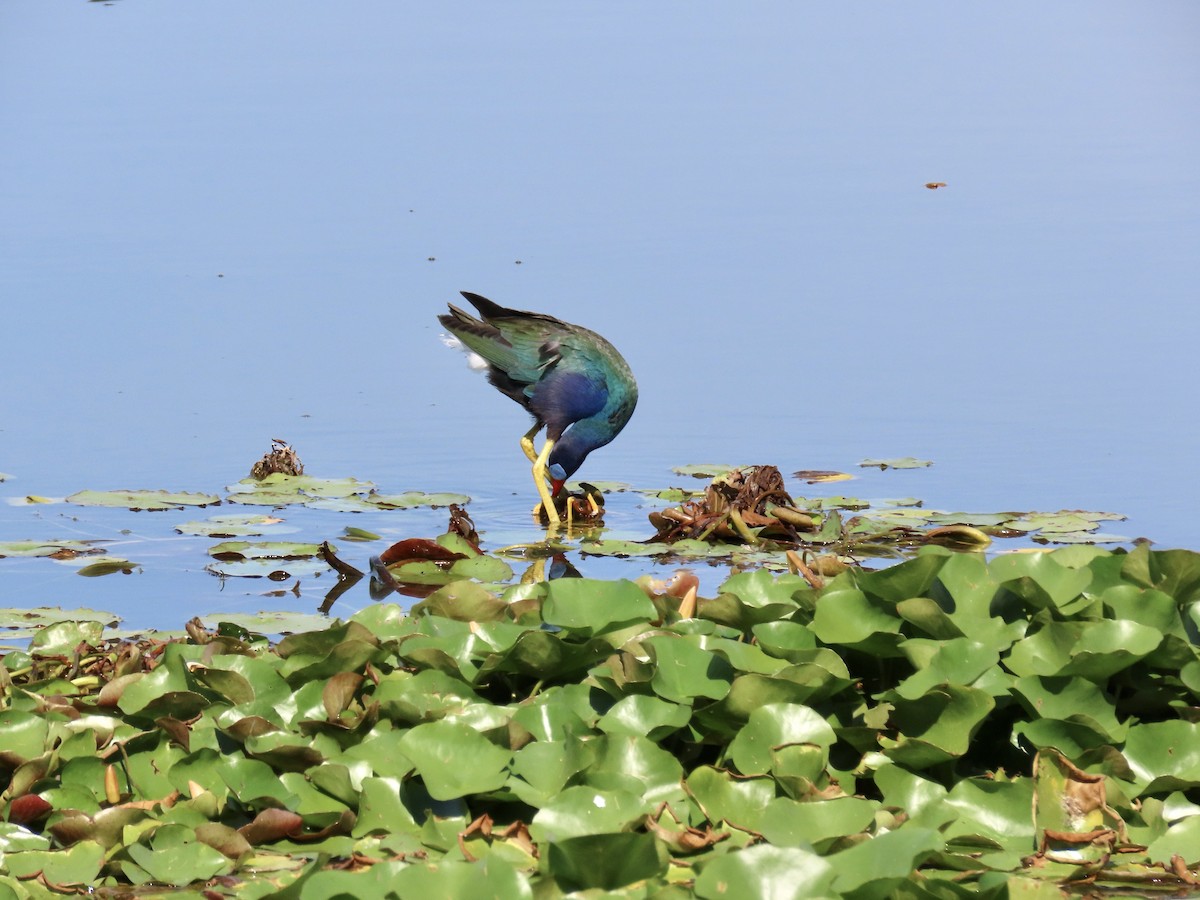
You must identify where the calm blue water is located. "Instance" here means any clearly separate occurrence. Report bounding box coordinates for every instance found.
[2,2,1198,630]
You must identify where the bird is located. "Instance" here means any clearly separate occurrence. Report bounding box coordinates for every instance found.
[438,292,638,526]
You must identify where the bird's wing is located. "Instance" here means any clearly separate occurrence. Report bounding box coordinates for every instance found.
[527,368,608,435]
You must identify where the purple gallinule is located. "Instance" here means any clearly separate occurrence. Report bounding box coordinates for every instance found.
[439,292,638,525]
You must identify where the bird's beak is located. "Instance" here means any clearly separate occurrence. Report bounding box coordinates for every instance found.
[551,478,565,497]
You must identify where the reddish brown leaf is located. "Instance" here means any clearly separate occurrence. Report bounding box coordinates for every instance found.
[378,538,465,567]
[7,793,52,825]
[238,808,304,845]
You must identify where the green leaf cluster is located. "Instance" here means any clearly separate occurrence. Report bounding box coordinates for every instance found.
[2,545,1200,896]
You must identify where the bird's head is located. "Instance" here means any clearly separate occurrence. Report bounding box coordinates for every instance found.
[546,440,588,497]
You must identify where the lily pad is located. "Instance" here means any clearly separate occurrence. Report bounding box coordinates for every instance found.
[0,540,105,559]
[860,457,933,470]
[364,491,472,509]
[671,464,737,478]
[66,489,222,510]
[175,514,287,537]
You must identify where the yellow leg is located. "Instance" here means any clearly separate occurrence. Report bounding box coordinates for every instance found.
[532,438,561,526]
[520,423,542,464]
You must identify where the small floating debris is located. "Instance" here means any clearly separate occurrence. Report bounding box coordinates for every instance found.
[250,438,304,480]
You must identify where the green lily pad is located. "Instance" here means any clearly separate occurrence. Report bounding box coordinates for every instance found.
[859,457,933,470]
[198,611,333,634]
[0,540,105,559]
[671,464,737,478]
[66,489,222,510]
[175,513,287,537]
[364,491,472,509]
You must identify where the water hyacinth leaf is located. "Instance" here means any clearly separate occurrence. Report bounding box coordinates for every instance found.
[1123,721,1200,795]
[1122,545,1200,604]
[66,488,221,510]
[990,552,1093,612]
[596,694,691,740]
[1,840,106,886]
[448,554,513,583]
[543,832,668,892]
[695,844,835,900]
[541,578,655,635]
[944,776,1035,851]
[893,638,1000,699]
[391,858,532,899]
[751,620,818,659]
[758,796,878,849]
[719,569,808,611]
[586,734,686,804]
[397,720,511,801]
[828,826,943,894]
[510,741,598,807]
[123,832,232,886]
[529,786,648,842]
[727,703,835,776]
[1006,619,1160,681]
[856,550,948,603]
[30,619,105,654]
[685,766,775,831]
[411,580,512,622]
[810,588,902,652]
[1145,815,1200,865]
[0,714,50,763]
[881,685,995,768]
[644,634,734,703]
[1011,676,1125,742]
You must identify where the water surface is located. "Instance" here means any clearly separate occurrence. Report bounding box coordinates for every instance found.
[2,2,1197,629]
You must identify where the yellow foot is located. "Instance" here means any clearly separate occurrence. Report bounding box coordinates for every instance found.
[532,438,560,526]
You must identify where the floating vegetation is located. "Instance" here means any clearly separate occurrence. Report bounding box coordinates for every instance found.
[65,488,222,510]
[858,457,933,470]
[0,540,105,560]
[634,466,1129,562]
[224,474,469,512]
[205,541,330,580]
[1,547,1199,893]
[649,465,813,546]
[793,469,854,483]
[671,463,737,479]
[174,513,287,538]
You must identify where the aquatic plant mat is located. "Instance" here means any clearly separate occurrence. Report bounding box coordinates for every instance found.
[2,544,1200,897]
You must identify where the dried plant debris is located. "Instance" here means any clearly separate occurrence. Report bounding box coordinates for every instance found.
[649,465,815,547]
[250,438,304,479]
